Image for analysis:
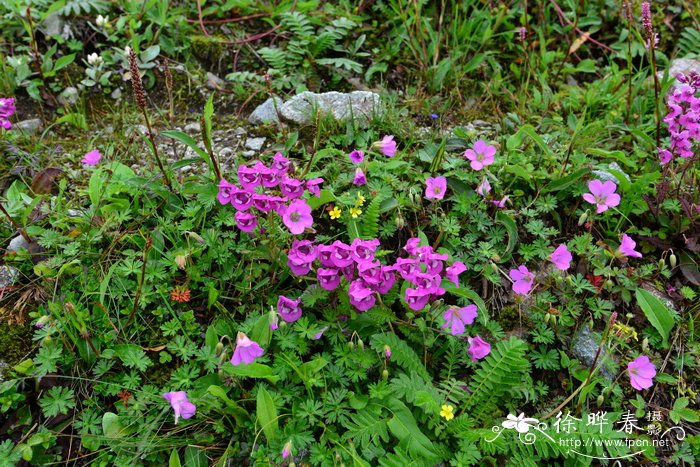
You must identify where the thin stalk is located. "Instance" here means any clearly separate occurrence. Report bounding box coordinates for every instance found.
[125,237,152,330]
[0,202,32,244]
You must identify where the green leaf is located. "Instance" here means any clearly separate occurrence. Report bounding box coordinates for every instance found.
[370,334,430,381]
[161,130,208,161]
[183,447,208,467]
[307,189,336,209]
[508,124,552,158]
[223,363,281,383]
[635,288,676,347]
[670,398,699,424]
[140,45,161,63]
[347,219,361,240]
[52,53,76,73]
[169,449,182,467]
[102,412,130,438]
[256,387,278,442]
[495,211,518,256]
[385,399,438,460]
[542,168,591,193]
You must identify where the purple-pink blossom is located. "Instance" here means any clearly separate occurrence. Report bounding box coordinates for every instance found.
[374,135,397,157]
[348,279,376,311]
[162,391,196,423]
[468,335,491,361]
[277,295,303,322]
[353,168,367,185]
[82,149,102,165]
[306,178,324,197]
[234,211,257,232]
[445,261,467,287]
[441,305,478,336]
[509,265,534,295]
[282,441,293,459]
[349,149,365,164]
[425,176,447,200]
[0,97,16,129]
[231,332,264,365]
[618,234,642,258]
[464,140,496,171]
[550,244,572,271]
[282,199,313,235]
[582,179,621,213]
[627,355,656,390]
[476,178,491,196]
[317,268,341,290]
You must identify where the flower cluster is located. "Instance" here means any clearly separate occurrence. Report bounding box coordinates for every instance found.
[217,153,322,235]
[0,97,16,130]
[659,76,699,163]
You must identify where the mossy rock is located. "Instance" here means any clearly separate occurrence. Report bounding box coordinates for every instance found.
[0,321,33,380]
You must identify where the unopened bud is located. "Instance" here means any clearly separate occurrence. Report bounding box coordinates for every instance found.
[625,313,633,320]
[597,394,604,406]
[215,342,224,356]
[348,341,355,350]
[357,339,364,350]
[642,338,649,351]
[395,214,405,230]
[384,345,391,359]
[544,313,551,324]
[35,315,52,328]
[578,211,589,226]
[175,254,187,270]
[605,279,614,289]
[186,231,205,245]
[659,258,665,269]
[382,369,389,380]
[669,253,677,269]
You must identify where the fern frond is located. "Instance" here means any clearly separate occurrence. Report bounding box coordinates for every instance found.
[341,407,390,449]
[281,11,314,37]
[389,372,441,414]
[370,334,430,381]
[362,193,387,240]
[677,27,700,58]
[258,47,290,71]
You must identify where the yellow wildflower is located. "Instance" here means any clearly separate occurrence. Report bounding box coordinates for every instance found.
[329,206,342,220]
[440,404,454,421]
[612,322,638,341]
[350,207,362,218]
[356,192,366,206]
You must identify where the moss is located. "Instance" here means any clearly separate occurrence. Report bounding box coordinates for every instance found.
[0,321,33,377]
[190,35,229,71]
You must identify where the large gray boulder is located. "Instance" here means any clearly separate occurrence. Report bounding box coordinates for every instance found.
[279,91,382,127]
[249,96,284,125]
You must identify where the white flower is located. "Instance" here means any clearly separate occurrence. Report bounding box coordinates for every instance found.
[96,15,108,27]
[87,53,102,66]
[502,413,539,433]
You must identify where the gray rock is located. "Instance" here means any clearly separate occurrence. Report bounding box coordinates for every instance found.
[206,72,225,90]
[58,86,79,106]
[570,324,616,380]
[7,236,29,253]
[184,122,201,134]
[279,91,382,127]
[0,265,19,289]
[245,137,266,151]
[132,124,148,136]
[219,147,235,159]
[593,162,630,184]
[111,88,122,100]
[248,96,284,125]
[659,58,700,88]
[16,119,43,135]
[234,127,247,136]
[43,12,65,37]
[242,150,256,157]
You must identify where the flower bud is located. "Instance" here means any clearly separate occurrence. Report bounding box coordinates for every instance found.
[604,279,614,289]
[35,315,52,328]
[395,214,405,230]
[348,341,355,350]
[357,339,364,350]
[544,313,551,324]
[642,338,649,351]
[384,345,391,359]
[669,253,677,269]
[597,394,604,406]
[382,369,389,380]
[215,342,224,356]
[175,254,187,270]
[578,211,589,226]
[658,258,665,270]
[625,313,633,320]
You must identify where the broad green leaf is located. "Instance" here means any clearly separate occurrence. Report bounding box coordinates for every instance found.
[183,447,208,467]
[169,449,182,467]
[307,189,336,209]
[495,211,518,256]
[256,387,278,442]
[635,288,676,347]
[102,412,130,438]
[670,398,699,424]
[223,363,280,383]
[542,168,590,193]
[53,53,76,73]
[140,45,161,63]
[347,219,361,240]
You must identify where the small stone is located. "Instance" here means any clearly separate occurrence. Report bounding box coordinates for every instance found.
[234,127,247,136]
[132,125,148,136]
[245,137,266,151]
[7,236,29,253]
[0,265,19,289]
[248,96,284,125]
[242,150,256,157]
[206,72,225,90]
[279,91,382,128]
[111,88,122,100]
[571,324,615,380]
[16,119,44,135]
[58,87,79,106]
[593,162,630,184]
[184,122,201,134]
[219,147,234,159]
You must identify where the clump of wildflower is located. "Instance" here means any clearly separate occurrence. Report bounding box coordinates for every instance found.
[582,179,620,213]
[282,199,313,234]
[170,285,191,302]
[82,149,102,165]
[231,332,264,365]
[277,295,303,323]
[660,77,699,162]
[0,97,17,130]
[425,176,447,200]
[163,391,196,424]
[464,140,496,170]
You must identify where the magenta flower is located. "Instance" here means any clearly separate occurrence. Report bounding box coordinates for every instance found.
[312,327,328,340]
[445,261,467,287]
[476,178,491,196]
[509,265,534,295]
[349,149,365,164]
[282,199,313,235]
[234,211,257,232]
[317,268,340,290]
[358,260,382,288]
[659,149,673,165]
[351,238,379,263]
[306,177,324,197]
[231,332,264,365]
[217,178,237,205]
[441,305,478,336]
[317,244,336,268]
[627,356,656,390]
[231,189,254,211]
[330,240,354,268]
[259,165,279,188]
[550,244,572,271]
[271,152,291,174]
[404,287,432,311]
[395,257,419,281]
[162,391,196,423]
[384,345,392,358]
[348,279,376,311]
[353,168,367,186]
[582,180,621,213]
[468,335,491,361]
[0,97,16,129]
[374,135,397,157]
[238,165,261,190]
[252,194,273,212]
[376,266,397,294]
[403,237,421,255]
[281,441,293,460]
[618,234,642,258]
[280,176,305,199]
[277,295,303,322]
[425,252,449,275]
[82,149,102,165]
[490,195,509,208]
[425,176,447,200]
[464,140,496,170]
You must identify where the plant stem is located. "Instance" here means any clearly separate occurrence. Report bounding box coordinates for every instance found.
[141,110,173,191]
[0,202,32,244]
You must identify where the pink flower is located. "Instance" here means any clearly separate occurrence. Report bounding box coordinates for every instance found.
[582,179,620,213]
[82,149,102,165]
[550,244,572,271]
[237,165,261,190]
[509,265,534,295]
[425,176,447,200]
[234,211,257,232]
[282,199,313,235]
[353,168,367,186]
[217,178,237,205]
[330,240,354,268]
[384,345,392,358]
[490,195,509,208]
[445,261,467,287]
[280,176,305,199]
[230,189,254,211]
[271,152,291,174]
[281,440,293,459]
[476,178,491,196]
[306,177,324,197]
[162,391,196,423]
[348,279,375,311]
[374,135,397,157]
[317,268,340,290]
[0,97,16,129]
[277,295,303,322]
[618,234,642,258]
[404,287,432,311]
[467,335,491,361]
[231,332,264,365]
[464,140,496,170]
[441,305,478,336]
[658,148,673,165]
[351,238,380,263]
[627,355,656,390]
[312,327,328,340]
[349,149,365,164]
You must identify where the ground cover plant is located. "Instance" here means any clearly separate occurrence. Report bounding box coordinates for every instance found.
[0,0,699,465]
